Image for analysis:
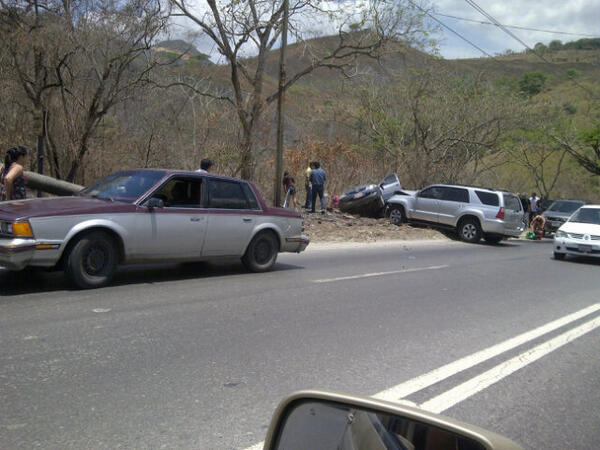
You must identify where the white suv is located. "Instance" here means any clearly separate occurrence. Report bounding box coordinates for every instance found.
[386,184,524,243]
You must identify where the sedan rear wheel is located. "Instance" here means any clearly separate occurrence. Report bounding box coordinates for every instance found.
[242,231,278,272]
[65,231,118,289]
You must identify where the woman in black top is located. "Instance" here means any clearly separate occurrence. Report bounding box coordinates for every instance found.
[1,146,28,201]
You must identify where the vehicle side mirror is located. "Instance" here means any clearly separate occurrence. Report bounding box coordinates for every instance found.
[146,197,164,210]
[380,183,385,188]
[263,391,522,450]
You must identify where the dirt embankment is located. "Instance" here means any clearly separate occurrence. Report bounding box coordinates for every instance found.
[301,209,447,243]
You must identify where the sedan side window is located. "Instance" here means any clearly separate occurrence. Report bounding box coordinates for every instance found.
[152,178,202,208]
[207,179,250,209]
[241,183,261,210]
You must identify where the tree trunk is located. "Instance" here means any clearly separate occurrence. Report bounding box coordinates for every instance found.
[239,134,255,181]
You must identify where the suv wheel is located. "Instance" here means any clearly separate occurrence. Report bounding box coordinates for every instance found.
[458,218,482,244]
[389,206,406,225]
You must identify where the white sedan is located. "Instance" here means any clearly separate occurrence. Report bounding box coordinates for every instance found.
[553,205,600,260]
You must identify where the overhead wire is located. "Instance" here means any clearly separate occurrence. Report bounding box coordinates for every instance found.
[406,0,502,63]
[463,0,599,99]
[434,12,599,38]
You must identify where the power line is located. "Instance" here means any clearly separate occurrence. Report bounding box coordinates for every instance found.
[434,12,599,38]
[464,0,598,99]
[407,0,500,62]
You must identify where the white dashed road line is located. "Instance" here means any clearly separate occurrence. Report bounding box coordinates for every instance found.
[312,264,449,283]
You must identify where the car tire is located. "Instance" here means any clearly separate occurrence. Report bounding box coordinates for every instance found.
[389,206,406,225]
[553,252,565,261]
[242,231,279,272]
[458,218,482,243]
[484,234,503,245]
[65,231,118,289]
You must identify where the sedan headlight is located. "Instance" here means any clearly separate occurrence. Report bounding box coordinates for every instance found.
[555,230,567,238]
[0,220,34,238]
[353,192,366,199]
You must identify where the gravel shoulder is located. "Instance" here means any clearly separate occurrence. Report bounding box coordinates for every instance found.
[302,209,448,243]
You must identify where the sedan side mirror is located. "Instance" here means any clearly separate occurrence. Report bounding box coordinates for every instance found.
[146,197,165,210]
[263,391,522,450]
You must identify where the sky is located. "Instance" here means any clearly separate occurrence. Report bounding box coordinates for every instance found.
[168,0,600,61]
[431,0,600,59]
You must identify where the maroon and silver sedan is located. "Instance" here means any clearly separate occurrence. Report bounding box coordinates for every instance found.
[0,169,309,288]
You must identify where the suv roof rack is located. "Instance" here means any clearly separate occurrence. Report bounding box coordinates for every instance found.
[440,183,510,193]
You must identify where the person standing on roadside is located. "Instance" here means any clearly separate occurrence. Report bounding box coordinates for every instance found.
[529,192,540,226]
[303,161,313,209]
[309,161,327,213]
[0,146,28,201]
[282,170,297,209]
[196,158,214,173]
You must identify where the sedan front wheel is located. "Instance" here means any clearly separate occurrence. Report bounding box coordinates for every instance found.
[65,231,118,289]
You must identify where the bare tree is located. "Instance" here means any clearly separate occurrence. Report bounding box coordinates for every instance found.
[504,130,568,198]
[0,0,170,181]
[169,0,433,180]
[552,124,600,176]
[358,66,512,188]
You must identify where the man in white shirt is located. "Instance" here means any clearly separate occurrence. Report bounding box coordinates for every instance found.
[196,158,214,173]
[529,192,540,224]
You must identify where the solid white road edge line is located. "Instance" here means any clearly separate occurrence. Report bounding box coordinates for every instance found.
[312,264,449,283]
[242,303,600,450]
[372,303,600,402]
[419,314,600,414]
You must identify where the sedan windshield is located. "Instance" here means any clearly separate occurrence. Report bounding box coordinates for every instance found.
[569,208,600,225]
[80,170,167,203]
[548,201,585,213]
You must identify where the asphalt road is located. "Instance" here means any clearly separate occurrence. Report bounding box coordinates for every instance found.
[1,238,599,449]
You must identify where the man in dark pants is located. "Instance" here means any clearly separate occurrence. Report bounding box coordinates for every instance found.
[310,161,327,213]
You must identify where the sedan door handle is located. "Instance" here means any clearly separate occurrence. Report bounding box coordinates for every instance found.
[190,217,203,222]
[242,218,252,223]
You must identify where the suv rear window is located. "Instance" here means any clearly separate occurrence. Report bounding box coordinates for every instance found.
[503,194,522,211]
[475,190,499,206]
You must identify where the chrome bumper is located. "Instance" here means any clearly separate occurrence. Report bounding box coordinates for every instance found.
[554,237,600,257]
[284,235,310,253]
[0,239,37,270]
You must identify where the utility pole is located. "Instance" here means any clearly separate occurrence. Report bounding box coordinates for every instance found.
[274,0,288,207]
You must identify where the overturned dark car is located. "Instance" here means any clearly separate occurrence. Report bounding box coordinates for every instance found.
[338,173,403,217]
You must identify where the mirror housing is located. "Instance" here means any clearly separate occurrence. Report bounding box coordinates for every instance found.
[146,197,164,210]
[263,391,522,450]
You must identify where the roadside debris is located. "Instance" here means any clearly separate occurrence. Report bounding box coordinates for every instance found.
[302,209,446,242]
